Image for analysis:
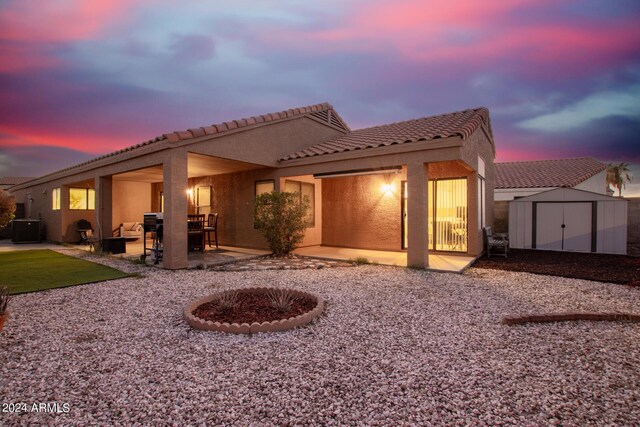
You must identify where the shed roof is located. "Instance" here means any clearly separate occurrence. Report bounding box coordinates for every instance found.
[495,158,606,189]
[509,186,626,203]
[280,107,492,161]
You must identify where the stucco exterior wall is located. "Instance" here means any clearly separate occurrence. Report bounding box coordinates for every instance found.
[459,126,496,256]
[112,180,152,228]
[574,170,607,194]
[322,173,404,251]
[186,117,345,167]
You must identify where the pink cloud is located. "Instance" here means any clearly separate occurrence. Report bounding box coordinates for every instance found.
[0,0,138,43]
[0,124,141,155]
[256,0,640,79]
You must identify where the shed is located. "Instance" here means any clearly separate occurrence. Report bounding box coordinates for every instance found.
[509,188,627,254]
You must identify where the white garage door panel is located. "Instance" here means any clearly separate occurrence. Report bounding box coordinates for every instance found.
[563,203,592,252]
[536,203,564,250]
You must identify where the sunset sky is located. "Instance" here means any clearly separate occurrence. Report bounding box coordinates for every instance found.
[1,0,639,195]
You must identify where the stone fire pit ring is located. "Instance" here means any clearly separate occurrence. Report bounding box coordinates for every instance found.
[184,287,325,334]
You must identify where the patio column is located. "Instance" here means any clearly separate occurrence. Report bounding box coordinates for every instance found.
[163,150,189,269]
[406,161,429,268]
[94,175,112,239]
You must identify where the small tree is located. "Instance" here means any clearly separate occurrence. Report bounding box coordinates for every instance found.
[254,192,309,256]
[0,190,16,231]
[606,162,632,197]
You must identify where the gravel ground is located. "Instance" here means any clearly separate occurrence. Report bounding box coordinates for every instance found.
[1,252,639,426]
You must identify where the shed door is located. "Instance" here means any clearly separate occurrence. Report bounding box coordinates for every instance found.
[536,204,564,250]
[563,203,592,252]
[536,202,592,252]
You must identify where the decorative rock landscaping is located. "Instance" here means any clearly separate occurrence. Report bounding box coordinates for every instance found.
[1,250,639,426]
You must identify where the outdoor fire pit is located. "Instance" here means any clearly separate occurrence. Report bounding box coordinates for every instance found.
[184,287,325,334]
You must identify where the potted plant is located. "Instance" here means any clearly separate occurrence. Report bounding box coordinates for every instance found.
[0,285,9,332]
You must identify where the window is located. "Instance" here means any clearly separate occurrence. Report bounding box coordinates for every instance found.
[197,186,211,215]
[284,180,315,227]
[478,177,486,229]
[69,188,95,210]
[477,156,486,229]
[255,180,275,196]
[52,188,60,210]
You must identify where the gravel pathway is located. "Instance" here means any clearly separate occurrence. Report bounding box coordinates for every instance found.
[1,252,639,426]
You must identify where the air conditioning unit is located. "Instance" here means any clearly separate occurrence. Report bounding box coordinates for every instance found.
[12,219,41,243]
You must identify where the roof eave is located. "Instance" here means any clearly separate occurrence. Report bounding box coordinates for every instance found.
[278,136,464,167]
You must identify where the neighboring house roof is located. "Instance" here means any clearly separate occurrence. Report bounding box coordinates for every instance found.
[15,102,348,185]
[0,176,35,186]
[280,107,492,161]
[495,158,606,189]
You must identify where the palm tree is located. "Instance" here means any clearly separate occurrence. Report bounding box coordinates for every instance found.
[606,162,632,197]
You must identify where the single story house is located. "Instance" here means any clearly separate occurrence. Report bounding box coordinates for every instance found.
[493,158,607,232]
[8,103,496,269]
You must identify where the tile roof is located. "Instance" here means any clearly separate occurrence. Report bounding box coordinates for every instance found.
[0,176,35,186]
[279,107,492,161]
[495,157,606,189]
[17,102,345,186]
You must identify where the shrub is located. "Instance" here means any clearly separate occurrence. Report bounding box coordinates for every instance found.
[0,190,16,231]
[0,285,10,315]
[217,289,239,313]
[254,192,309,256]
[267,288,297,312]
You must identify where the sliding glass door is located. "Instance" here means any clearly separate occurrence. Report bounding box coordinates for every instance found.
[431,178,467,252]
[402,178,468,252]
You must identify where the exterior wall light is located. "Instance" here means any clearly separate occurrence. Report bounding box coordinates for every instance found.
[381,183,395,194]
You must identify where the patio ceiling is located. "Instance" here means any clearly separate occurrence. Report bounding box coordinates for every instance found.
[112,153,265,183]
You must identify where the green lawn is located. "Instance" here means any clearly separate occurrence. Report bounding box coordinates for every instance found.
[0,249,129,294]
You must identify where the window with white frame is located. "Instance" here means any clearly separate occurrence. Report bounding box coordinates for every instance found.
[477,156,486,229]
[52,188,61,210]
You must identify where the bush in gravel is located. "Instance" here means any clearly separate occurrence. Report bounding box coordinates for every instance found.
[350,256,378,265]
[267,288,297,312]
[217,289,239,312]
[254,192,309,256]
[0,190,16,231]
[0,285,10,316]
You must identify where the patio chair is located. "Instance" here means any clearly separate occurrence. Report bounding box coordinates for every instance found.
[187,214,205,252]
[483,226,508,258]
[204,213,219,249]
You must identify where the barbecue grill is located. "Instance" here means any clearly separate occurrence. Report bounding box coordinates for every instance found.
[141,213,163,264]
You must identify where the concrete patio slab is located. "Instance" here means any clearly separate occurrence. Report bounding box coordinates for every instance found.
[293,245,475,272]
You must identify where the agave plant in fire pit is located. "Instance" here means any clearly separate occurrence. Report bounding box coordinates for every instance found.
[0,285,10,332]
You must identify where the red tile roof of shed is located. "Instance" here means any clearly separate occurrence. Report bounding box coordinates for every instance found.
[495,158,606,189]
[280,107,492,161]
